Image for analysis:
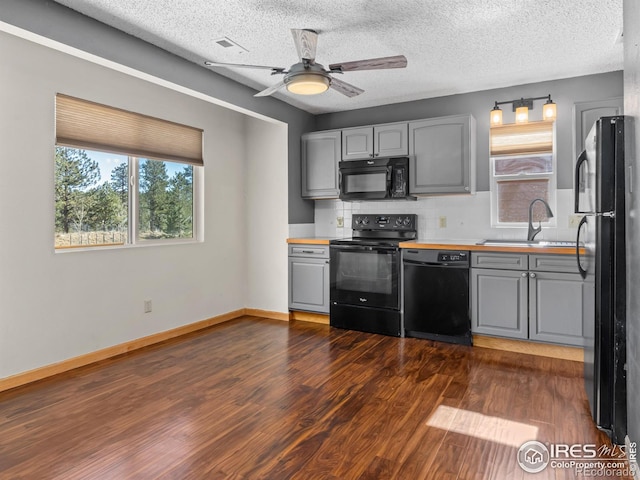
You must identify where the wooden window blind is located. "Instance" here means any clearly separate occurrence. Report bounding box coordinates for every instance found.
[490,121,553,157]
[55,94,203,166]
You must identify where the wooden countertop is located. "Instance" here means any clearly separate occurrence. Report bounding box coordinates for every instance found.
[399,240,580,255]
[287,238,580,254]
[287,237,333,245]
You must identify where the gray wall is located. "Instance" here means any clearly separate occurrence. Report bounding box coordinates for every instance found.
[3,1,623,224]
[0,0,317,224]
[316,72,623,191]
[623,0,640,453]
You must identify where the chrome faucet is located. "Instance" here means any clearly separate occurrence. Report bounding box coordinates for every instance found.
[527,198,554,241]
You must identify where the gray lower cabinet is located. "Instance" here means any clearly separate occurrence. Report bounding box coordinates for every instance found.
[408,114,476,195]
[471,267,529,339]
[301,130,341,199]
[471,252,584,346]
[528,254,585,346]
[288,244,330,313]
[528,271,584,345]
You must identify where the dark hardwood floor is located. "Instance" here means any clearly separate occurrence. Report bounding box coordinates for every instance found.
[0,317,630,479]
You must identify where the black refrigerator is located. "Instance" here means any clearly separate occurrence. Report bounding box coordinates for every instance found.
[574,116,627,444]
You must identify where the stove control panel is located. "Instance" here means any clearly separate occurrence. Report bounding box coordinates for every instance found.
[352,214,417,231]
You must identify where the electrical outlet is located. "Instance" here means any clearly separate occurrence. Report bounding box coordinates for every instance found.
[568,214,582,228]
[144,300,152,313]
[439,216,447,228]
[336,216,344,228]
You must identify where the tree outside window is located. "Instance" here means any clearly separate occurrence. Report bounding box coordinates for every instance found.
[54,147,194,249]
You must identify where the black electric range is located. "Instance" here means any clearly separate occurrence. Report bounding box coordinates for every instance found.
[329,214,416,336]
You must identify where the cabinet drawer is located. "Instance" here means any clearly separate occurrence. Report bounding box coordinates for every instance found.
[529,254,578,273]
[471,252,527,270]
[288,245,330,258]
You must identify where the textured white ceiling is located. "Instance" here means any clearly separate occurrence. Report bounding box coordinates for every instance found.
[53,0,623,115]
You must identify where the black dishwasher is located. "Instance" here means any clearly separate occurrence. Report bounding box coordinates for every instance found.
[403,249,472,345]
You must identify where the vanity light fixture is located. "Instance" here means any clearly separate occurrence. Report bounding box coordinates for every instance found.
[490,102,503,126]
[515,103,529,124]
[490,94,557,126]
[542,97,557,121]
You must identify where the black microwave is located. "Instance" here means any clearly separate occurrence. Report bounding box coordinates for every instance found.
[338,156,415,201]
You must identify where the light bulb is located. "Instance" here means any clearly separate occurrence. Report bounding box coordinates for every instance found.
[490,107,503,126]
[542,101,557,121]
[285,74,330,95]
[515,106,529,124]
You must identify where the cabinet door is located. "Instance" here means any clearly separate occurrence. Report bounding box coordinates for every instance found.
[288,257,330,313]
[574,98,623,159]
[409,115,476,194]
[529,271,584,346]
[374,123,408,157]
[301,130,340,198]
[342,127,373,160]
[471,268,528,339]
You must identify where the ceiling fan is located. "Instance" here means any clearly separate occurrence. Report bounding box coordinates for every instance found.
[204,29,407,98]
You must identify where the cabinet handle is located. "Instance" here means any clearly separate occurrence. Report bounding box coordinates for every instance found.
[521,272,527,277]
[529,272,536,278]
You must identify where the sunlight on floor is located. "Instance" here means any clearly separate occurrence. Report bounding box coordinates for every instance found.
[426,405,539,448]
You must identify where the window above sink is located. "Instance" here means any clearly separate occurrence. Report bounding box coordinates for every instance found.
[490,121,557,228]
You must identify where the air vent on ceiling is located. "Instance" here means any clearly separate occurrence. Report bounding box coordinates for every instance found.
[215,36,248,54]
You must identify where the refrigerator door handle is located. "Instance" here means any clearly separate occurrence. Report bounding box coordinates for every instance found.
[576,215,589,279]
[574,150,588,214]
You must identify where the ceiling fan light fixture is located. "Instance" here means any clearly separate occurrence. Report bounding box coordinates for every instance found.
[285,73,330,95]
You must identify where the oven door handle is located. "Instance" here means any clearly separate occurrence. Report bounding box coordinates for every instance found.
[331,245,397,252]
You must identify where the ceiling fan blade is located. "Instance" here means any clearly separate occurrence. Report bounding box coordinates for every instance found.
[291,29,318,62]
[204,60,285,73]
[254,80,286,97]
[329,77,364,98]
[329,55,407,72]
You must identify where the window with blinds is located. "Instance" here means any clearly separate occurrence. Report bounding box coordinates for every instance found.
[490,121,556,225]
[54,94,203,249]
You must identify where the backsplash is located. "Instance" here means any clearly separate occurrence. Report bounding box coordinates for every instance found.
[314,189,577,241]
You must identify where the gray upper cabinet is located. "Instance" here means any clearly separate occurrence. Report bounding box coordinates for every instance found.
[342,127,373,160]
[573,97,623,159]
[409,114,476,195]
[301,130,341,199]
[341,123,408,160]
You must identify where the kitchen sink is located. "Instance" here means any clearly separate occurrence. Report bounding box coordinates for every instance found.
[477,239,578,248]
